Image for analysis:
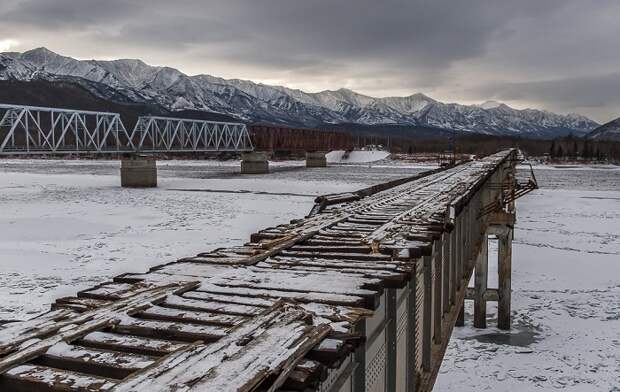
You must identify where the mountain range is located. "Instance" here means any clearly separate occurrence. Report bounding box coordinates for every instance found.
[0,47,600,138]
[587,117,620,141]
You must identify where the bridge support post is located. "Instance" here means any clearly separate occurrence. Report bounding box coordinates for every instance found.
[498,229,513,330]
[432,239,443,344]
[456,299,465,327]
[305,151,327,167]
[120,157,157,188]
[241,152,269,174]
[442,233,450,316]
[473,232,488,328]
[422,255,432,372]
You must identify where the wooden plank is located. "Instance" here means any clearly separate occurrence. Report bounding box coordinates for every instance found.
[112,315,229,343]
[194,283,371,308]
[33,341,154,380]
[175,291,274,307]
[114,303,330,392]
[289,245,372,254]
[77,283,135,300]
[134,305,246,326]
[269,256,410,272]
[77,331,187,357]
[173,294,267,316]
[278,250,392,262]
[0,364,117,391]
[52,298,113,313]
[0,283,193,373]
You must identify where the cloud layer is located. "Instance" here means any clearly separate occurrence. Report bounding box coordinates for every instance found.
[1,0,618,122]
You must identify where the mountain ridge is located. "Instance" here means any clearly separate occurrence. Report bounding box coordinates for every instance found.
[0,47,599,138]
[587,117,620,141]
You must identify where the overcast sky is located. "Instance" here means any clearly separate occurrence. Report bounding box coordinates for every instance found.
[0,0,618,122]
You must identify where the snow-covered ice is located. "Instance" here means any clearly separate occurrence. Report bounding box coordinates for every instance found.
[0,158,618,391]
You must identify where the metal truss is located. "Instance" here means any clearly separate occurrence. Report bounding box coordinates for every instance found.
[0,104,133,154]
[130,116,253,152]
[0,105,254,155]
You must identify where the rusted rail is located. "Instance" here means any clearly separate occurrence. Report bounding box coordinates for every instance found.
[0,149,519,391]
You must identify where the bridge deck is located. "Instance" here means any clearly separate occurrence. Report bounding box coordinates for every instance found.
[0,149,517,391]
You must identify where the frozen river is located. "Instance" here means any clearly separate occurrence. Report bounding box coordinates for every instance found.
[0,158,618,391]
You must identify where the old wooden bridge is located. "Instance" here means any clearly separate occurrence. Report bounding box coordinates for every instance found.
[0,149,532,391]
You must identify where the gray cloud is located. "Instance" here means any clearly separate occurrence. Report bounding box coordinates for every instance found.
[473,73,620,121]
[0,0,618,122]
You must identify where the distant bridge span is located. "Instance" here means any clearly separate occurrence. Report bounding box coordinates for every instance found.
[0,104,254,155]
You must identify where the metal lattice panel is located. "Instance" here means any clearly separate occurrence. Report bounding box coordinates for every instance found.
[366,340,387,392]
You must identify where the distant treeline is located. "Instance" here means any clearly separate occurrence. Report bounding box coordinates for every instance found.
[352,134,620,162]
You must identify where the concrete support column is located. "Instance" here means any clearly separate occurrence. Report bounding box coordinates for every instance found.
[305,151,327,167]
[498,230,513,330]
[241,152,269,174]
[473,233,489,328]
[120,157,157,187]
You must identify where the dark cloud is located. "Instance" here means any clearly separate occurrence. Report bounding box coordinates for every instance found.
[0,0,618,121]
[473,73,620,120]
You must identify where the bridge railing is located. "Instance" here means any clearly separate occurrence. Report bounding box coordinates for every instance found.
[0,104,254,155]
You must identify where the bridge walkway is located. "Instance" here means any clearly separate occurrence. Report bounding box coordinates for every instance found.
[0,149,520,391]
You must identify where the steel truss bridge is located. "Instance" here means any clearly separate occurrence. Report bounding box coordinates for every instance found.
[0,104,253,155]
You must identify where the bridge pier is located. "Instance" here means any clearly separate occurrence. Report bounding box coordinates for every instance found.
[305,151,327,167]
[120,157,157,188]
[241,152,269,174]
[498,228,513,330]
[473,233,489,328]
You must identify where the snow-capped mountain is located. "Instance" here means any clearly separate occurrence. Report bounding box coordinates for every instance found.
[0,47,599,137]
[587,117,620,141]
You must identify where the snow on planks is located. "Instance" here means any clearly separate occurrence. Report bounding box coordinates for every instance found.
[0,150,515,391]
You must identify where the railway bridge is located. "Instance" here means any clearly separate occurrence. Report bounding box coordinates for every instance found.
[0,104,351,185]
[0,149,534,391]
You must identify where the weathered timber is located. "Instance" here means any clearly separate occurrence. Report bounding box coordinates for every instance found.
[0,149,521,392]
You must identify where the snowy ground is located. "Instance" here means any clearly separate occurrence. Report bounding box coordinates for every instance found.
[0,157,618,391]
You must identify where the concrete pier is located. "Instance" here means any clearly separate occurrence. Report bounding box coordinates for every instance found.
[241,152,269,174]
[305,151,327,167]
[120,157,157,187]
